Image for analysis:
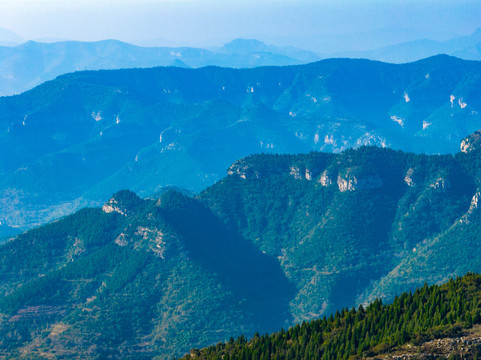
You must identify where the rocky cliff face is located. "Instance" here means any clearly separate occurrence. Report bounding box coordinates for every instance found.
[227,153,332,182]
[460,190,481,224]
[337,173,383,192]
[461,130,481,153]
[229,155,386,192]
[319,169,336,186]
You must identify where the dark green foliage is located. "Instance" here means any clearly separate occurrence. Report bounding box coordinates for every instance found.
[183,274,481,360]
[0,190,293,359]
[200,146,477,317]
[2,145,481,358]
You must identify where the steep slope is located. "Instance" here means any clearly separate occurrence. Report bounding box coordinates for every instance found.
[182,273,481,360]
[0,190,294,359]
[358,147,481,306]
[4,140,481,358]
[199,146,478,320]
[2,55,481,233]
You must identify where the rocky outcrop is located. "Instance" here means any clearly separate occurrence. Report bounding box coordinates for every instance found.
[289,166,302,180]
[337,173,383,192]
[228,161,253,179]
[227,159,263,180]
[114,226,169,258]
[379,326,481,360]
[290,165,323,181]
[102,199,130,216]
[319,169,336,186]
[404,168,415,187]
[429,177,451,192]
[229,157,328,182]
[102,190,144,216]
[460,190,480,224]
[460,130,481,153]
[114,233,129,246]
[287,157,329,181]
[305,168,313,181]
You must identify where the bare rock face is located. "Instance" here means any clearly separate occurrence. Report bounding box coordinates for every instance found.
[305,168,313,181]
[290,163,326,181]
[429,177,451,192]
[289,166,320,181]
[460,190,480,224]
[337,173,383,192]
[404,168,415,187]
[379,325,481,360]
[102,199,129,216]
[102,190,144,216]
[114,223,173,259]
[460,130,481,153]
[228,160,255,179]
[319,169,336,186]
[289,166,302,180]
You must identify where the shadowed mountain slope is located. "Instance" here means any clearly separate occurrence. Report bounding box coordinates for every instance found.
[3,139,481,357]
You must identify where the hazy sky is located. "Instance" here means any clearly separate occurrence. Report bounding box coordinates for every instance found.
[1,0,480,51]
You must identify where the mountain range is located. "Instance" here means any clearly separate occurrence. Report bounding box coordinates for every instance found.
[2,28,481,98]
[2,135,481,358]
[0,27,23,47]
[2,55,481,236]
[0,38,320,96]
[336,28,481,63]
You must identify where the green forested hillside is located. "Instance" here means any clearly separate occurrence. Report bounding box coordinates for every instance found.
[0,190,294,359]
[2,143,481,358]
[182,273,481,360]
[200,146,479,319]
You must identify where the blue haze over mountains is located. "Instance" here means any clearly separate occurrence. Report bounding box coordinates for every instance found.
[2,3,481,357]
[0,38,320,97]
[1,55,481,236]
[3,140,481,358]
[1,27,481,97]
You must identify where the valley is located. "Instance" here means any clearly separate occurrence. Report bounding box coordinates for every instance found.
[2,139,481,358]
[2,55,481,236]
[2,2,481,359]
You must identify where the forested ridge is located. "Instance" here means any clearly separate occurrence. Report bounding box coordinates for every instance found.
[2,54,481,234]
[2,143,481,358]
[183,274,481,360]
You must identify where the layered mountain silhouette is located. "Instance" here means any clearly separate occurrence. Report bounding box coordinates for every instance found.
[0,38,320,96]
[1,55,481,234]
[2,136,481,357]
[2,29,481,97]
[336,28,481,63]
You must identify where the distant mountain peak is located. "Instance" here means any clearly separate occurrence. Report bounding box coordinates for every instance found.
[221,38,269,53]
[472,27,481,37]
[170,58,191,68]
[0,26,24,45]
